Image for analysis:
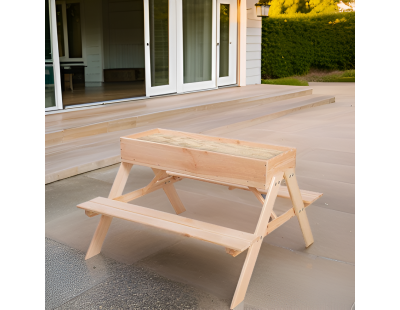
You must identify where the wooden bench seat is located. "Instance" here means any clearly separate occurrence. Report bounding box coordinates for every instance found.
[78,197,258,252]
[166,171,323,206]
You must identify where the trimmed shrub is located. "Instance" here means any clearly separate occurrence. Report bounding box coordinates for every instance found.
[262,12,355,78]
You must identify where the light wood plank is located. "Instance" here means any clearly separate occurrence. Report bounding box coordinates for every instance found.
[167,171,322,205]
[230,172,283,309]
[226,248,242,257]
[127,128,292,152]
[265,200,311,236]
[248,187,277,219]
[121,138,268,189]
[284,168,314,247]
[138,133,283,160]
[152,168,186,214]
[78,199,256,252]
[163,183,186,214]
[114,176,181,203]
[109,162,133,199]
[85,162,132,260]
[89,197,255,242]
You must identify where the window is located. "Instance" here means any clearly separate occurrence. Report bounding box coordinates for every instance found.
[56,1,82,60]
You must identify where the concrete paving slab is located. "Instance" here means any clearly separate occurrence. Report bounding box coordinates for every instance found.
[139,239,354,309]
[46,237,118,310]
[297,176,355,214]
[297,148,355,166]
[46,211,184,265]
[265,204,355,264]
[46,238,228,310]
[295,123,355,140]
[222,128,355,154]
[296,159,355,184]
[245,243,354,310]
[85,164,155,194]
[139,238,246,300]
[46,174,112,223]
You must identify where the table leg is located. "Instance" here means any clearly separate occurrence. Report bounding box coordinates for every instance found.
[152,168,186,214]
[163,182,186,214]
[284,168,314,247]
[230,172,283,309]
[85,162,133,260]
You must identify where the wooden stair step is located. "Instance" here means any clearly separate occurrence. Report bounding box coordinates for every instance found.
[78,197,257,252]
[46,94,333,184]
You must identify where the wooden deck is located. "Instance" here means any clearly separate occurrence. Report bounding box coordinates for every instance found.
[45,84,335,184]
[46,84,312,134]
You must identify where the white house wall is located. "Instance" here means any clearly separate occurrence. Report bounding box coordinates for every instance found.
[246,0,262,85]
[83,0,104,84]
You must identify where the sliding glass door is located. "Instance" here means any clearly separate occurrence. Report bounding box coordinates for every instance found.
[144,0,236,97]
[177,0,216,93]
[144,0,177,96]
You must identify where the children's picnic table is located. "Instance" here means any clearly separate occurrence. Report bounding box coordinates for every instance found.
[78,128,322,309]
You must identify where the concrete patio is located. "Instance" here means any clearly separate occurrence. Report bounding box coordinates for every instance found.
[46,83,355,310]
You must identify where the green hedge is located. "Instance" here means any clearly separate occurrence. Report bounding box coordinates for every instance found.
[262,12,355,78]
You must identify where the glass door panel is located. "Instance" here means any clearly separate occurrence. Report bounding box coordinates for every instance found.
[177,0,216,93]
[145,0,177,96]
[149,0,169,86]
[217,0,237,86]
[45,65,57,108]
[56,4,66,58]
[182,0,212,83]
[219,4,229,77]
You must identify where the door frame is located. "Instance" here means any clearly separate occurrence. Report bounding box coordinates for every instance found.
[46,0,63,111]
[216,0,237,87]
[176,0,217,94]
[144,0,177,97]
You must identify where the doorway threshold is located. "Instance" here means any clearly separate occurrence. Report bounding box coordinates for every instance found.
[45,96,148,115]
[218,84,239,89]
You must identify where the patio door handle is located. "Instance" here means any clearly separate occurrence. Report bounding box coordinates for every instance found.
[147,43,149,46]
[217,43,219,46]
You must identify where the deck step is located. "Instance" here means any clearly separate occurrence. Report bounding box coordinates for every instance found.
[78,197,257,252]
[46,86,313,147]
[46,94,334,184]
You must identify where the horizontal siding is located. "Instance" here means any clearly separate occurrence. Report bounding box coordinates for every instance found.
[246,44,261,52]
[246,5,261,85]
[247,27,261,36]
[247,35,261,44]
[247,51,261,61]
[247,67,260,76]
[247,74,261,85]
[247,59,260,69]
[247,19,262,28]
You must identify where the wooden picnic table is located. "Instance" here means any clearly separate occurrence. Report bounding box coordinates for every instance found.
[77,128,322,309]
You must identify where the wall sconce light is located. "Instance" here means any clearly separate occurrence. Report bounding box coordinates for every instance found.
[255,4,271,17]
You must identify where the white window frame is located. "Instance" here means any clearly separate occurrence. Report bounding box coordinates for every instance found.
[46,0,63,111]
[55,0,86,63]
[144,0,177,97]
[217,0,237,87]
